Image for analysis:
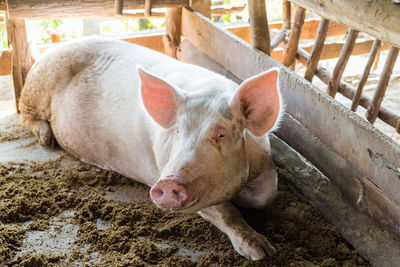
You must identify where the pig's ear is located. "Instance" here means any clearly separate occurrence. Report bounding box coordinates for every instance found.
[231,69,281,136]
[138,67,184,128]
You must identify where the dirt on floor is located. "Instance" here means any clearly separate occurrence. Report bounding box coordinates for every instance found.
[0,113,369,267]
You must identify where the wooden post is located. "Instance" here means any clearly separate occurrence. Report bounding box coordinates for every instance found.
[283,0,291,30]
[366,46,400,124]
[373,45,381,70]
[163,8,182,58]
[282,6,305,67]
[304,18,329,82]
[144,0,152,16]
[115,0,123,15]
[270,29,286,51]
[326,28,359,97]
[351,39,382,111]
[296,47,400,132]
[248,0,270,55]
[6,16,32,112]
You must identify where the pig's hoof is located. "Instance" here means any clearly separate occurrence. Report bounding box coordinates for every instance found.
[37,121,56,148]
[232,230,276,260]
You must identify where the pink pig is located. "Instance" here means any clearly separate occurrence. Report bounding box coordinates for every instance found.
[19,37,281,260]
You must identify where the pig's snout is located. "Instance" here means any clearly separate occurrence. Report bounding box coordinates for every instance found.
[150,180,191,210]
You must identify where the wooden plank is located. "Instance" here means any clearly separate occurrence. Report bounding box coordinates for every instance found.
[248,0,270,55]
[177,39,240,84]
[189,0,210,18]
[288,0,400,48]
[6,17,32,112]
[0,50,12,75]
[211,3,245,16]
[181,9,400,264]
[121,33,165,53]
[269,133,400,267]
[7,0,188,19]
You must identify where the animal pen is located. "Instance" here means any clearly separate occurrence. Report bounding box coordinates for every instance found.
[0,0,400,266]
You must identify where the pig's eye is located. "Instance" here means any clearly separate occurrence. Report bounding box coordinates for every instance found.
[214,126,226,144]
[216,131,225,143]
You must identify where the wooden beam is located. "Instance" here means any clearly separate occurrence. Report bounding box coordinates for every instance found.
[282,6,305,67]
[248,0,270,55]
[211,3,245,16]
[288,0,400,48]
[351,39,382,112]
[180,9,400,264]
[366,46,400,124]
[6,17,32,112]
[163,8,182,58]
[326,29,358,98]
[189,0,210,18]
[7,0,188,19]
[304,18,329,82]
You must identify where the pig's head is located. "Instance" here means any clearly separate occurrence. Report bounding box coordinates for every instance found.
[138,67,281,213]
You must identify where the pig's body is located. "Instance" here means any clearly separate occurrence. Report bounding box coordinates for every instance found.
[20,37,281,260]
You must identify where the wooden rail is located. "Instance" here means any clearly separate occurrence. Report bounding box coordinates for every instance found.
[0,20,391,77]
[288,0,400,48]
[6,0,189,19]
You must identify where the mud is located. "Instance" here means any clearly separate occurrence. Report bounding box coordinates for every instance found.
[0,119,369,267]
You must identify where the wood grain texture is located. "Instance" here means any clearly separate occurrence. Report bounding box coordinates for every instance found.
[282,6,305,67]
[288,0,400,48]
[269,133,400,267]
[6,18,32,112]
[366,46,400,124]
[326,28,358,97]
[351,39,382,112]
[163,7,182,58]
[7,0,188,19]
[248,0,270,55]
[0,50,12,75]
[304,18,329,82]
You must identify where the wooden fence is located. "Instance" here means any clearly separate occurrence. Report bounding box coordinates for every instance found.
[1,0,400,265]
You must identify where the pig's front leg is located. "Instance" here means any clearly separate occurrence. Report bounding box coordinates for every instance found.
[198,202,276,260]
[233,168,278,209]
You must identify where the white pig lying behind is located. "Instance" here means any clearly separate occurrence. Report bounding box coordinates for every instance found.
[19,37,281,260]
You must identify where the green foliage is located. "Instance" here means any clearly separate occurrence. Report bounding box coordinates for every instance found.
[0,11,7,49]
[40,19,63,31]
[39,19,64,43]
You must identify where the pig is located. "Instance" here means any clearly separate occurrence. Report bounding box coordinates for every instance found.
[19,37,281,260]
